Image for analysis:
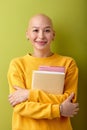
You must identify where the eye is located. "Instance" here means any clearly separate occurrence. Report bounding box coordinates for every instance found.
[33,29,38,32]
[45,29,51,33]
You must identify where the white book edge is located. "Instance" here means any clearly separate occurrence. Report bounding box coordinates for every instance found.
[32,70,65,75]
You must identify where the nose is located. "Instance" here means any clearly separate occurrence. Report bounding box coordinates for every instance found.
[38,30,44,39]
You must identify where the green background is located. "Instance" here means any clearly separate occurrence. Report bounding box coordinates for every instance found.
[0,0,87,130]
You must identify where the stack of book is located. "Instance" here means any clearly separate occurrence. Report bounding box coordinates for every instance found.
[32,66,65,94]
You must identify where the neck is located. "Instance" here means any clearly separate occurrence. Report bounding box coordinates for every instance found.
[32,49,53,58]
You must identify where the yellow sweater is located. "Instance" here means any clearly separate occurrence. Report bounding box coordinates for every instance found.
[7,53,78,130]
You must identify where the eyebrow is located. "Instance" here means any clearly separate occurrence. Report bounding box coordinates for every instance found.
[32,26,52,29]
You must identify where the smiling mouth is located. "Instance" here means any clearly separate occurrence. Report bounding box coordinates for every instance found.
[35,41,47,45]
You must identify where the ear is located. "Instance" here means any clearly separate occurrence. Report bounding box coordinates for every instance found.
[52,30,55,40]
[26,30,29,40]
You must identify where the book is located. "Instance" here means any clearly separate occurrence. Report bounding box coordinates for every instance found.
[39,66,65,72]
[32,66,65,94]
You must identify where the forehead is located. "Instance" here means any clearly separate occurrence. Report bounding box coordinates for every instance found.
[28,15,53,28]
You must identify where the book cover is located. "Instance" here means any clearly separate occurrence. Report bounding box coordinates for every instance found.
[39,66,65,73]
[32,68,65,94]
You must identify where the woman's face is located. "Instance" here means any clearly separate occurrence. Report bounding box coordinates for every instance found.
[26,15,55,50]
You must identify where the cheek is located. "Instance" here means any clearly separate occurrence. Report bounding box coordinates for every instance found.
[29,34,36,40]
[48,34,54,41]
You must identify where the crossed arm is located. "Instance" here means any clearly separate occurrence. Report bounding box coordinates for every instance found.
[8,86,79,118]
[8,59,79,118]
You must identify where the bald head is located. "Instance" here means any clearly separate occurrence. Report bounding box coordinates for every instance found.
[28,14,54,30]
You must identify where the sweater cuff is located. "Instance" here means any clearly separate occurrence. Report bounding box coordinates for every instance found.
[51,104,61,118]
[28,89,39,102]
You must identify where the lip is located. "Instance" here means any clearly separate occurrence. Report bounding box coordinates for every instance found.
[35,41,47,45]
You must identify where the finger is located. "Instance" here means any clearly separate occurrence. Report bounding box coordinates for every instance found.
[12,101,18,107]
[75,103,79,108]
[9,97,15,106]
[8,94,12,99]
[9,97,19,107]
[8,91,15,98]
[13,86,21,90]
[73,103,79,109]
[8,94,14,101]
[74,107,79,112]
[8,92,16,99]
[10,101,16,107]
[73,111,78,115]
[70,114,74,118]
[67,93,75,101]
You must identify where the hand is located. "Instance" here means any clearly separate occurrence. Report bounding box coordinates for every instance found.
[8,86,29,107]
[60,93,79,117]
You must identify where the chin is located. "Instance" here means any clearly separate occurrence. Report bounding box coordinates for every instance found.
[36,47,46,50]
[35,44,47,49]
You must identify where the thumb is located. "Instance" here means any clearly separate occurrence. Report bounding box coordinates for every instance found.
[67,92,75,101]
[13,86,21,90]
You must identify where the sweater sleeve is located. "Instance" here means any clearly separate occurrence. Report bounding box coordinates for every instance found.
[14,101,60,119]
[7,60,60,119]
[29,59,78,104]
